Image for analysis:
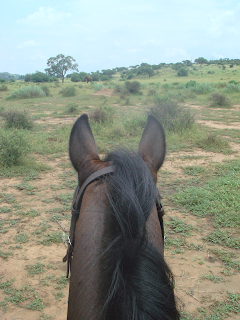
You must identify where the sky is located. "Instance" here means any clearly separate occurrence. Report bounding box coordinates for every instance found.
[1,0,240,75]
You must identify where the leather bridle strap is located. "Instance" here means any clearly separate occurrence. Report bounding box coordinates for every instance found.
[63,165,115,278]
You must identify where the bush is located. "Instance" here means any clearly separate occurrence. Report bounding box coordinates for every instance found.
[91,73,100,81]
[71,72,85,82]
[228,80,239,85]
[31,72,49,83]
[65,103,78,114]
[177,68,188,76]
[49,76,59,82]
[209,93,231,108]
[6,86,46,99]
[93,83,104,91]
[149,97,194,132]
[186,80,197,88]
[91,106,113,124]
[24,74,32,82]
[60,86,76,97]
[0,129,30,167]
[0,85,8,91]
[114,85,129,98]
[197,133,229,152]
[2,110,33,129]
[40,84,50,96]
[224,83,240,93]
[125,81,141,94]
[100,75,110,81]
[191,82,214,94]
[0,79,6,83]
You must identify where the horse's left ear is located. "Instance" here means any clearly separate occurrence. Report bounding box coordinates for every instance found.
[69,114,98,172]
[138,115,166,175]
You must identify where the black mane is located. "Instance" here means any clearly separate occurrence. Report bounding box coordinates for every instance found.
[98,149,179,320]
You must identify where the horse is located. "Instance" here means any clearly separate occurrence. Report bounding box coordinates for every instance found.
[84,76,93,83]
[66,114,180,320]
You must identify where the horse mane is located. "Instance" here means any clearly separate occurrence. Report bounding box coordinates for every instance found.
[98,149,179,320]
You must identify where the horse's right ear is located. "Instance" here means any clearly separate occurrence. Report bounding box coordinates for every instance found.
[69,114,99,172]
[138,115,166,175]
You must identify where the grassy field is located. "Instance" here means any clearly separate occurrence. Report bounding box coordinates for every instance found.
[0,64,240,319]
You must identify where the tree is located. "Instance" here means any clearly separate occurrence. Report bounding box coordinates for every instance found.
[177,68,188,76]
[45,54,78,83]
[31,71,49,82]
[194,57,208,65]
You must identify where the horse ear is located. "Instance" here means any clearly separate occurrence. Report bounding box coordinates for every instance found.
[138,115,166,174]
[69,114,98,172]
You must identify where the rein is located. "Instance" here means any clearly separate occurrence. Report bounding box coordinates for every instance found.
[63,165,165,278]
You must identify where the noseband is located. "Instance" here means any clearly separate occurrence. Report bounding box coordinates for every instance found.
[63,165,164,278]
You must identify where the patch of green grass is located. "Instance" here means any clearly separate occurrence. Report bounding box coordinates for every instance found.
[181,292,240,319]
[183,166,207,176]
[0,250,13,260]
[200,274,224,283]
[26,263,45,276]
[212,249,240,271]
[173,160,240,227]
[40,231,62,245]
[14,232,29,244]
[167,217,193,236]
[197,133,231,153]
[16,181,37,195]
[205,230,240,249]
[0,278,44,311]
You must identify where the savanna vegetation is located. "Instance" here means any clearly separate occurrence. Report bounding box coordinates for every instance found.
[0,59,240,319]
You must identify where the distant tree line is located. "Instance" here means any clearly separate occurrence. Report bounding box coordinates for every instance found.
[3,55,240,84]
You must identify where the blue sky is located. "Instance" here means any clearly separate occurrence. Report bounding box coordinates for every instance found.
[1,0,240,75]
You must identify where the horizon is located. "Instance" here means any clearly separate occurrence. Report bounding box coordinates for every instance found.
[1,0,240,75]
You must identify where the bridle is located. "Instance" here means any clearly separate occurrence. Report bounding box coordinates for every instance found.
[63,165,164,278]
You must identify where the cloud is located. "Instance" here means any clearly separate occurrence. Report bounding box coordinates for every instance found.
[17,7,72,27]
[17,40,39,49]
[164,48,188,59]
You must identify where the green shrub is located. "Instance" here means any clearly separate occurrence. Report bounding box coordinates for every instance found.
[0,129,30,167]
[149,97,194,132]
[125,81,141,94]
[60,86,76,97]
[31,72,49,83]
[228,80,239,85]
[0,84,8,91]
[123,116,146,136]
[24,74,32,82]
[177,68,188,76]
[65,103,78,114]
[224,83,240,93]
[90,106,113,124]
[6,86,46,99]
[2,110,33,129]
[49,76,59,82]
[215,82,227,89]
[114,84,129,98]
[186,80,197,88]
[0,79,6,83]
[197,133,229,152]
[162,83,170,90]
[93,83,104,91]
[71,72,86,82]
[40,84,50,96]
[191,82,214,94]
[209,93,231,108]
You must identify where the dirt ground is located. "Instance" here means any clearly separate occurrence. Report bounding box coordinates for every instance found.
[0,103,240,319]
